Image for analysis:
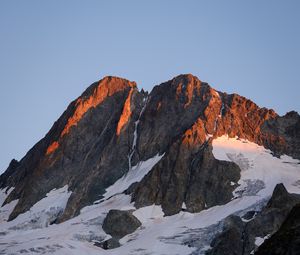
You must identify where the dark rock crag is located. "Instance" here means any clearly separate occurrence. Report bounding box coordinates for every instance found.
[0,74,299,225]
[96,209,142,250]
[206,184,300,255]
[255,203,300,255]
[102,209,141,239]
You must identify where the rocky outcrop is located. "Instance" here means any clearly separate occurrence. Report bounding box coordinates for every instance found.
[206,184,300,255]
[95,237,121,250]
[1,74,299,223]
[0,76,146,221]
[255,203,300,255]
[208,216,244,255]
[242,184,300,254]
[262,110,300,159]
[131,142,240,215]
[102,209,141,239]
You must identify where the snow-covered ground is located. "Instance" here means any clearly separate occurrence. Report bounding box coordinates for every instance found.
[103,154,164,200]
[212,136,300,197]
[0,187,18,224]
[1,136,300,254]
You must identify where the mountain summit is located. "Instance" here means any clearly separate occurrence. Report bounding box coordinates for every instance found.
[1,74,300,255]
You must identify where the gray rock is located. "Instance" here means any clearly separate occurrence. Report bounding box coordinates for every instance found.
[102,210,141,239]
[207,216,244,255]
[262,111,300,159]
[207,184,300,255]
[242,184,300,254]
[95,238,120,250]
[255,203,300,255]
[132,142,241,216]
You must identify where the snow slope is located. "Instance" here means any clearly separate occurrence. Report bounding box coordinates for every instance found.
[0,187,18,224]
[103,153,164,200]
[212,136,300,197]
[0,137,300,254]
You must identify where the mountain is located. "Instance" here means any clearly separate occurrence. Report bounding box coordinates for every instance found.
[0,74,300,255]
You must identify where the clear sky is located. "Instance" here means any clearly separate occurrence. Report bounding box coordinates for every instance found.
[0,0,299,173]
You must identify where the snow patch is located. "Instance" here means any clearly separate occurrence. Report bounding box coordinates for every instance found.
[0,187,18,224]
[212,135,300,197]
[0,199,18,224]
[4,185,71,230]
[133,205,164,224]
[219,103,224,117]
[255,234,270,247]
[128,96,148,171]
[0,187,14,206]
[104,154,164,199]
[206,134,213,141]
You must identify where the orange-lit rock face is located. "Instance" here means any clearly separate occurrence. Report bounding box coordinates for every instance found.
[62,77,136,137]
[203,88,223,134]
[116,88,133,136]
[157,101,162,111]
[182,118,206,149]
[46,76,136,155]
[175,75,202,108]
[211,93,279,142]
[46,141,59,155]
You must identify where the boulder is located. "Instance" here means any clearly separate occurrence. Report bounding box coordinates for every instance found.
[207,215,244,255]
[95,237,120,250]
[102,209,141,239]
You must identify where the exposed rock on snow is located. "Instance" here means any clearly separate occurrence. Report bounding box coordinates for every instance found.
[207,215,244,255]
[7,186,71,230]
[255,203,300,255]
[103,154,164,200]
[102,209,141,240]
[131,142,241,216]
[0,74,300,254]
[95,237,121,250]
[207,183,300,255]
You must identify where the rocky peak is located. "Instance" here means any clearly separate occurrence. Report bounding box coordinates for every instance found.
[1,74,299,223]
[255,203,300,255]
[46,76,136,155]
[266,183,300,209]
[173,74,203,107]
[116,87,134,136]
[61,76,136,136]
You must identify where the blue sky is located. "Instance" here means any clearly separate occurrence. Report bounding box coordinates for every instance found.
[0,0,299,173]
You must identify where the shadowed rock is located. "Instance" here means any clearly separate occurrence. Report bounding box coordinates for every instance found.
[131,142,241,216]
[207,184,300,255]
[208,216,244,255]
[102,210,141,239]
[255,203,300,255]
[95,237,120,250]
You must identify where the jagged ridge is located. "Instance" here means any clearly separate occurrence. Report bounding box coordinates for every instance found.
[0,74,299,224]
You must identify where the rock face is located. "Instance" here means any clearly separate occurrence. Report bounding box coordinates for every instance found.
[0,76,145,221]
[0,74,300,224]
[262,111,300,159]
[206,184,300,255]
[255,203,300,255]
[131,143,241,215]
[208,216,244,255]
[102,210,141,239]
